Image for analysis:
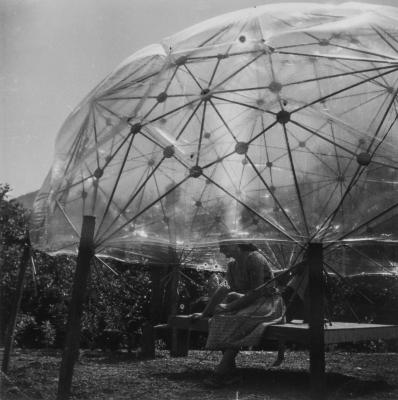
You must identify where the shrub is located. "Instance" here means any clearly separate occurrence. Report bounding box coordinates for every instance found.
[327,272,398,352]
[14,315,56,348]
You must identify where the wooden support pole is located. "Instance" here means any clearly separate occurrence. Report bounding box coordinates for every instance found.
[308,242,325,399]
[166,262,189,358]
[57,216,96,400]
[140,266,163,358]
[1,237,31,374]
[169,264,187,357]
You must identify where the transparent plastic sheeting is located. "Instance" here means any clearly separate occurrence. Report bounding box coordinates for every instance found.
[30,2,398,273]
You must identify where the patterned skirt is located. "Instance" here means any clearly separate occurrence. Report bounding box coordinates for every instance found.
[205,294,285,350]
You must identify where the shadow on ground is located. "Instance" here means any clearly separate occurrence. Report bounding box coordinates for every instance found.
[155,367,395,399]
[80,350,167,364]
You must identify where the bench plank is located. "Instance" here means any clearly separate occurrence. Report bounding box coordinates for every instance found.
[167,316,398,345]
[168,315,208,332]
[267,321,398,344]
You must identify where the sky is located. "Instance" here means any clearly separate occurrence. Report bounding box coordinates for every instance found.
[1,0,395,198]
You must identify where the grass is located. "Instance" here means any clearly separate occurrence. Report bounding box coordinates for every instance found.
[1,348,398,399]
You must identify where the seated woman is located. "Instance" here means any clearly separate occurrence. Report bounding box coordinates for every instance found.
[191,241,285,379]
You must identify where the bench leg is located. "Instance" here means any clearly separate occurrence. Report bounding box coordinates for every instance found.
[170,328,190,357]
[272,340,286,367]
[141,323,156,358]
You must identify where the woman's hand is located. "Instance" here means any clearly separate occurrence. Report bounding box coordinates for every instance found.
[189,312,204,320]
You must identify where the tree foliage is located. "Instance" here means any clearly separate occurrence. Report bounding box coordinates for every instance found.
[0,184,152,349]
[0,183,29,343]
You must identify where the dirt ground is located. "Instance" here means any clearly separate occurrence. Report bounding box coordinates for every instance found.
[1,348,398,400]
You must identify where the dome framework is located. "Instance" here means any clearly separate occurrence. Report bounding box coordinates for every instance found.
[31,2,398,273]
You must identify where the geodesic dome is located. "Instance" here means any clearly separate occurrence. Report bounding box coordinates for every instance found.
[30,2,398,273]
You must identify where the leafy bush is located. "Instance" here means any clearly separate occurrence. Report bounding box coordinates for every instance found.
[328,273,398,323]
[14,315,56,348]
[327,272,398,352]
[0,184,153,350]
[0,184,29,344]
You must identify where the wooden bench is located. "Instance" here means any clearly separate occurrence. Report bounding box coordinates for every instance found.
[165,315,398,356]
